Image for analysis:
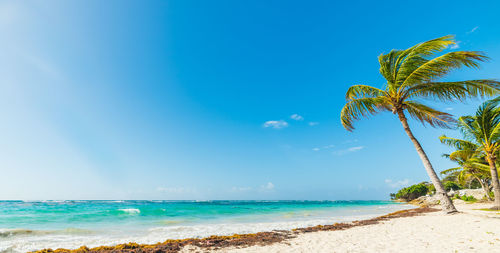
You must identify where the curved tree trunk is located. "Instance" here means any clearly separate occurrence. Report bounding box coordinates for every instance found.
[485,155,500,209]
[396,110,457,213]
[474,175,492,201]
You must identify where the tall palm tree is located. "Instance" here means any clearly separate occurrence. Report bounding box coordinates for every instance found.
[340,35,500,213]
[439,139,493,200]
[442,99,500,209]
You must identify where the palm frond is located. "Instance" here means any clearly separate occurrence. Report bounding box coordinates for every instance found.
[441,167,463,175]
[448,149,478,162]
[401,51,489,88]
[395,35,456,85]
[457,170,472,184]
[404,101,455,128]
[466,162,492,173]
[378,50,405,85]
[489,110,500,143]
[458,98,500,150]
[457,116,481,141]
[405,80,500,101]
[340,97,390,131]
[345,85,387,100]
[439,135,478,150]
[404,35,456,57]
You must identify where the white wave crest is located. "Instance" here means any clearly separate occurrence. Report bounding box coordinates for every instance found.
[118,208,140,214]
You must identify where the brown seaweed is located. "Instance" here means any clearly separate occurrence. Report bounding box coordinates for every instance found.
[33,207,438,253]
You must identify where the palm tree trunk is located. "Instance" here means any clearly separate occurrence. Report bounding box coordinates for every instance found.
[485,155,500,209]
[396,110,457,213]
[474,175,492,201]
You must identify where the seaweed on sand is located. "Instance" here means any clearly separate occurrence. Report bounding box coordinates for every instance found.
[33,207,438,253]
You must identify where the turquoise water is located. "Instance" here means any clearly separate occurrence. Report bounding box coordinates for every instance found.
[0,200,413,252]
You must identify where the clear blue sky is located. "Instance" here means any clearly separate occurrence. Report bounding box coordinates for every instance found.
[1,0,499,200]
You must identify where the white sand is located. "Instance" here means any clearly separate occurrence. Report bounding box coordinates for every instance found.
[182,202,500,253]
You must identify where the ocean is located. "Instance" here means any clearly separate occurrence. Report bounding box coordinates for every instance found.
[0,200,413,252]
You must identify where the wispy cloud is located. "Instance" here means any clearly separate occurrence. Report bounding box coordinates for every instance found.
[333,146,364,156]
[156,186,196,194]
[308,122,319,126]
[449,42,460,49]
[259,182,275,191]
[231,186,252,192]
[290,114,304,121]
[445,107,453,111]
[263,120,288,129]
[343,139,358,144]
[384,179,410,188]
[348,146,364,152]
[230,182,275,193]
[312,144,334,151]
[467,26,479,34]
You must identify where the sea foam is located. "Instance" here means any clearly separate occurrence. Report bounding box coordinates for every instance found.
[118,208,141,214]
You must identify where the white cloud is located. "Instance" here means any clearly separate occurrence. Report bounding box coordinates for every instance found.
[156,187,196,194]
[384,179,410,188]
[467,26,479,34]
[312,144,334,151]
[348,146,364,152]
[231,186,252,192]
[308,122,319,126]
[333,146,364,156]
[260,182,275,191]
[230,182,275,193]
[342,139,358,144]
[449,43,460,50]
[445,107,453,111]
[290,114,304,121]
[263,120,288,129]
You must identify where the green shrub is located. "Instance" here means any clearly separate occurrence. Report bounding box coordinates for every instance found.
[460,195,476,202]
[395,184,428,201]
[468,180,482,189]
[444,181,462,191]
[427,184,436,194]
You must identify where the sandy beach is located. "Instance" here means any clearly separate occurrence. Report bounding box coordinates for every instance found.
[180,201,500,253]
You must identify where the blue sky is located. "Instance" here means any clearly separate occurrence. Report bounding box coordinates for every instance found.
[1,0,500,200]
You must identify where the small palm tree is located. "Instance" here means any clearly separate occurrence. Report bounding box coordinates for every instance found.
[341,35,500,213]
[439,139,493,200]
[442,99,500,209]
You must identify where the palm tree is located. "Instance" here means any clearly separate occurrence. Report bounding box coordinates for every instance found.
[340,35,500,213]
[439,139,493,200]
[442,99,500,209]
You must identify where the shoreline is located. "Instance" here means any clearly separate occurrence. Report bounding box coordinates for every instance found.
[204,201,500,253]
[34,205,436,253]
[2,200,413,252]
